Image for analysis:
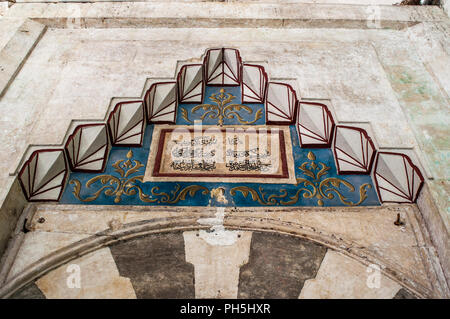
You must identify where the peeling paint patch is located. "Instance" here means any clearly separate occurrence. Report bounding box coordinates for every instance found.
[197,207,238,246]
[210,187,228,204]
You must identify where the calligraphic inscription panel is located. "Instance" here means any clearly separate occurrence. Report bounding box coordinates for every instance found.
[145,125,296,184]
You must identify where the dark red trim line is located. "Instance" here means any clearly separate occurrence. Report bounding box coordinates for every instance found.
[152,128,289,179]
[144,82,177,124]
[240,64,268,104]
[265,82,298,125]
[296,101,335,148]
[107,100,145,147]
[333,125,376,175]
[204,48,242,86]
[376,173,411,199]
[65,123,109,173]
[373,151,424,203]
[18,149,68,202]
[177,64,204,104]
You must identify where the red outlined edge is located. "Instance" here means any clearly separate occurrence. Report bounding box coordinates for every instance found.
[373,151,424,204]
[152,128,289,179]
[18,149,68,202]
[177,64,205,104]
[332,125,377,175]
[241,63,268,104]
[144,81,178,125]
[265,82,298,125]
[204,48,242,87]
[65,123,110,173]
[296,101,335,149]
[107,100,146,147]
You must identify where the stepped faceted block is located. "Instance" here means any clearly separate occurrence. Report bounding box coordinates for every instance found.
[333,126,376,174]
[65,124,109,172]
[296,101,334,148]
[204,48,241,86]
[265,82,298,124]
[108,101,145,146]
[374,152,424,203]
[145,82,177,124]
[242,64,267,103]
[19,149,68,201]
[177,64,204,103]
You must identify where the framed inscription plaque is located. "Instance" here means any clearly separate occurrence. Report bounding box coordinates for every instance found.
[145,125,296,184]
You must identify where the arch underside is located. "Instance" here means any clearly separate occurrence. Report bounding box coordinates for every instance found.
[1,203,443,299]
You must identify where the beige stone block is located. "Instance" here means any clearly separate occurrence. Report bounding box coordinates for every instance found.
[36,248,136,299]
[299,250,401,299]
[184,229,252,299]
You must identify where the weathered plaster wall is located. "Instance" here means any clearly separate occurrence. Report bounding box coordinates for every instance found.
[0,1,448,298]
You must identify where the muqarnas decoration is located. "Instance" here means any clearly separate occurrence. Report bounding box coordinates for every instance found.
[65,123,109,172]
[204,48,242,86]
[177,64,204,103]
[241,64,267,103]
[19,149,68,201]
[265,82,298,125]
[145,82,178,124]
[296,101,334,148]
[108,101,146,146]
[374,152,424,203]
[333,125,376,175]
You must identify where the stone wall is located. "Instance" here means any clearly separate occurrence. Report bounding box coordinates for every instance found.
[0,1,448,298]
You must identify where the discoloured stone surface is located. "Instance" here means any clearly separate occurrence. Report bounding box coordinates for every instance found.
[299,250,402,299]
[4,2,446,29]
[228,205,434,293]
[0,18,46,119]
[9,282,45,299]
[0,178,27,259]
[36,248,136,299]
[238,232,326,298]
[7,231,89,280]
[184,230,252,298]
[110,232,195,299]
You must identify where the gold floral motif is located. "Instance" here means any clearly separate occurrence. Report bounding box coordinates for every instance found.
[181,88,262,126]
[230,186,288,206]
[70,150,209,204]
[230,151,371,206]
[147,184,209,204]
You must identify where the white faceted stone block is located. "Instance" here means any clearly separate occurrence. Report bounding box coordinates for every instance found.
[297,101,334,147]
[108,101,145,146]
[374,152,424,203]
[65,123,109,172]
[333,125,376,174]
[145,82,177,124]
[19,149,68,201]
